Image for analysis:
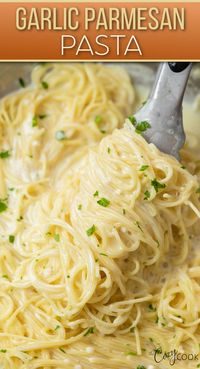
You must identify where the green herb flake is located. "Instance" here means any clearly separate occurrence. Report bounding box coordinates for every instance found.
[78,204,82,210]
[55,130,66,141]
[144,190,150,200]
[151,179,166,193]
[100,129,106,134]
[55,325,60,331]
[95,115,102,125]
[32,115,38,127]
[197,364,200,368]
[139,165,149,171]
[156,240,160,247]
[148,303,156,312]
[19,78,25,88]
[86,225,96,237]
[125,351,137,356]
[136,366,146,369]
[97,198,110,207]
[130,327,135,333]
[99,252,108,257]
[83,327,95,337]
[9,235,15,244]
[0,201,7,213]
[123,209,126,215]
[135,221,143,232]
[128,115,136,126]
[196,187,200,194]
[67,275,70,278]
[17,216,23,222]
[39,114,47,119]
[181,165,186,169]
[107,147,111,154]
[93,191,99,197]
[0,150,10,159]
[2,275,8,279]
[135,121,151,134]
[0,349,7,353]
[59,347,66,353]
[41,81,49,90]
[54,234,60,242]
[154,347,162,354]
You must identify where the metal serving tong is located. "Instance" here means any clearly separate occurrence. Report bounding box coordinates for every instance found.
[133,62,192,159]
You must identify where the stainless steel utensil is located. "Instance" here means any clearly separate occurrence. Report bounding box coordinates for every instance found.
[133,62,192,159]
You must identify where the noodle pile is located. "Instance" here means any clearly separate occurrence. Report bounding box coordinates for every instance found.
[0,63,200,369]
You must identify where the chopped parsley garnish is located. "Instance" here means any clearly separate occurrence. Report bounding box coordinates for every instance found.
[97,198,110,207]
[67,275,70,278]
[148,303,156,312]
[78,204,82,210]
[86,225,96,236]
[9,235,15,244]
[41,81,49,90]
[32,114,47,127]
[54,234,60,242]
[17,216,23,221]
[55,325,60,331]
[123,208,126,215]
[151,179,166,193]
[128,116,151,134]
[83,327,95,336]
[142,100,147,106]
[19,78,25,88]
[125,351,137,356]
[136,366,146,369]
[135,121,151,134]
[0,150,10,159]
[0,349,7,353]
[93,190,99,197]
[32,115,38,127]
[135,221,143,232]
[99,252,108,257]
[144,190,150,200]
[107,147,111,154]
[128,115,137,125]
[55,130,66,141]
[181,165,186,169]
[0,201,7,213]
[154,347,162,354]
[59,347,66,353]
[197,364,200,368]
[139,165,149,171]
[95,115,102,125]
[130,327,135,333]
[196,187,200,193]
[100,129,106,134]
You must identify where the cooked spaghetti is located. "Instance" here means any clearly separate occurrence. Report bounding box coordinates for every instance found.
[0,63,200,369]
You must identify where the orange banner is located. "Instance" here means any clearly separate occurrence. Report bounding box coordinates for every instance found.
[0,2,199,60]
